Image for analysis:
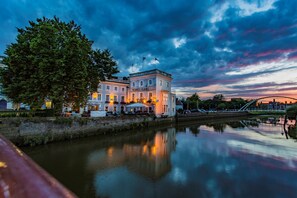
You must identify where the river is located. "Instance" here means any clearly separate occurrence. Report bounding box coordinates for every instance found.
[23,116,297,198]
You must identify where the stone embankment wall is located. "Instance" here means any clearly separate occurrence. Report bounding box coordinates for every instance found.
[0,112,249,146]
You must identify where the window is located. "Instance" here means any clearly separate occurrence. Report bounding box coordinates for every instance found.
[140,80,143,87]
[149,92,153,100]
[166,82,169,88]
[114,87,118,91]
[121,96,125,102]
[105,106,108,111]
[122,87,125,92]
[132,94,135,101]
[149,79,152,85]
[106,95,110,101]
[98,84,102,89]
[114,95,118,102]
[106,85,110,90]
[132,82,135,87]
[140,93,143,98]
[160,80,163,86]
[92,92,98,100]
[98,93,102,101]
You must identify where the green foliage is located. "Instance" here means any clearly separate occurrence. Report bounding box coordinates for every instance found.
[186,93,201,109]
[0,17,118,112]
[217,103,226,110]
[286,105,297,118]
[213,94,225,102]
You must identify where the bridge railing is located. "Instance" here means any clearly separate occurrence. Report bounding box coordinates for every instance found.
[0,134,77,198]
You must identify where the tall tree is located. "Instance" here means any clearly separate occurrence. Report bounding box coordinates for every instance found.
[213,94,225,102]
[186,93,201,109]
[0,17,118,112]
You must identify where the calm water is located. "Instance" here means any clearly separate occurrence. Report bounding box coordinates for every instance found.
[23,116,297,198]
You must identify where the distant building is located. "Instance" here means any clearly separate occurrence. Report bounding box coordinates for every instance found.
[87,69,176,117]
[176,100,183,110]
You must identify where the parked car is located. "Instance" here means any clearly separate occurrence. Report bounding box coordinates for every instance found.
[184,110,191,114]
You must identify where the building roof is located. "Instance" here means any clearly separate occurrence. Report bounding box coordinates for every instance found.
[129,69,172,79]
[105,76,129,84]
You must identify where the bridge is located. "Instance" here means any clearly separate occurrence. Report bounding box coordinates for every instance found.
[239,96,297,111]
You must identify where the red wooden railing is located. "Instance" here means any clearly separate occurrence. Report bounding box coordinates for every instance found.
[0,135,77,198]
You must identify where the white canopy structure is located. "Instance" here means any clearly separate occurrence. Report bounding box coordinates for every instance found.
[126,103,149,108]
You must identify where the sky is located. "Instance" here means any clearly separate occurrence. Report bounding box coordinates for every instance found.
[0,0,297,100]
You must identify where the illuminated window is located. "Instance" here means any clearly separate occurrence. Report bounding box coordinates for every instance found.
[149,92,153,100]
[92,92,98,100]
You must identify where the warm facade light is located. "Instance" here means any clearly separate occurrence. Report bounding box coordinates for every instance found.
[45,101,52,109]
[92,92,98,100]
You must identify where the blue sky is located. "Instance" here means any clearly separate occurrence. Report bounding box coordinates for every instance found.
[1,0,297,99]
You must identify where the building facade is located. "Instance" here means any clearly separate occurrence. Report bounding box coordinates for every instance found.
[128,69,176,116]
[87,77,129,112]
[87,69,176,117]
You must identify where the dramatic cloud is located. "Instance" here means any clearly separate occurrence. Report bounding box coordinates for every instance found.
[0,0,296,100]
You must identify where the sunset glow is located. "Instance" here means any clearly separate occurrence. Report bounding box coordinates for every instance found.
[0,0,296,100]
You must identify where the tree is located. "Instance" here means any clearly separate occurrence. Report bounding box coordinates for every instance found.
[286,105,297,120]
[213,94,225,102]
[217,103,226,110]
[186,93,201,109]
[0,17,118,112]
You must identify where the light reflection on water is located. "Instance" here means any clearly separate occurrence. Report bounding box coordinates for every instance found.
[24,116,297,198]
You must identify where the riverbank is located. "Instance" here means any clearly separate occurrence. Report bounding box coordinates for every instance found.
[0,112,250,146]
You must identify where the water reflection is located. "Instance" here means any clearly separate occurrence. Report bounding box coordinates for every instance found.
[88,129,176,181]
[23,116,297,198]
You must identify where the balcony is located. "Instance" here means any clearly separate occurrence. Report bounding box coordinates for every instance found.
[131,87,156,92]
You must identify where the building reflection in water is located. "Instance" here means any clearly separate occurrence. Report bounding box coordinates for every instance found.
[87,128,176,180]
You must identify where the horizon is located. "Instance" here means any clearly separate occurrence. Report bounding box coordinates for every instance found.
[1,0,296,100]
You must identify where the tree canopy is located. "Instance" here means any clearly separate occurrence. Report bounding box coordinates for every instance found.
[0,17,118,111]
[286,105,297,119]
[186,93,201,109]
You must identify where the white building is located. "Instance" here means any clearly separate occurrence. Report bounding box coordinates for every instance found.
[128,69,176,117]
[88,77,129,113]
[87,69,176,117]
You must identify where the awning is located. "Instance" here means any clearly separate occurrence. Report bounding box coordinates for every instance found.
[126,103,149,108]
